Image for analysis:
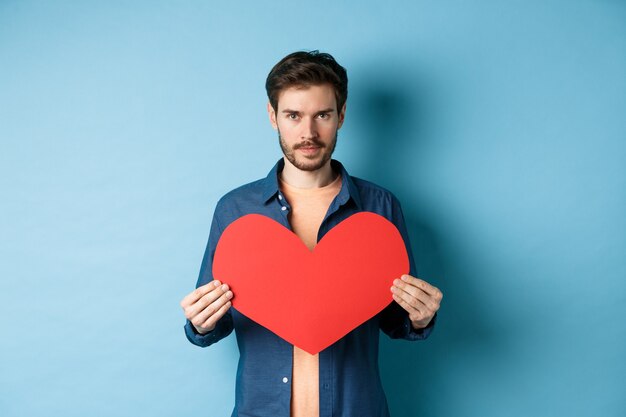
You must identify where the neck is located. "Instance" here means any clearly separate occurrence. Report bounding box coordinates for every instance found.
[280,158,336,189]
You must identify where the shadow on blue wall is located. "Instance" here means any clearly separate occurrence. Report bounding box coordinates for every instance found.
[352,65,504,416]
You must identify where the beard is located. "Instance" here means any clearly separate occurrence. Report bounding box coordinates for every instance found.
[278,129,338,172]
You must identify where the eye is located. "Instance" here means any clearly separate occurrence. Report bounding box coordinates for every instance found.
[287,113,299,120]
[317,113,330,120]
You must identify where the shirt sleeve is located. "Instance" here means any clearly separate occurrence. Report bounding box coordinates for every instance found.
[183,202,234,347]
[379,195,437,341]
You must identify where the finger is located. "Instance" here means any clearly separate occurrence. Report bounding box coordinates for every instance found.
[391,291,424,316]
[180,280,222,308]
[184,283,228,319]
[393,279,442,315]
[401,275,443,300]
[391,284,427,312]
[191,288,233,327]
[392,279,431,309]
[392,290,436,327]
[201,299,233,331]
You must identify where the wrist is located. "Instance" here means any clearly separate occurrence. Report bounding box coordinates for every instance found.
[411,313,437,330]
[193,323,215,335]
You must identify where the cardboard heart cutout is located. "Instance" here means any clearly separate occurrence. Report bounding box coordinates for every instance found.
[213,212,409,354]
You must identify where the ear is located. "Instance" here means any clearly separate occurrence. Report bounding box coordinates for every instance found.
[267,102,278,130]
[337,103,347,129]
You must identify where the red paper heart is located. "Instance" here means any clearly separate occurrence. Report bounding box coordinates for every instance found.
[213,212,409,354]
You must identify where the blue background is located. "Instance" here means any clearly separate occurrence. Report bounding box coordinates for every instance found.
[1,1,624,416]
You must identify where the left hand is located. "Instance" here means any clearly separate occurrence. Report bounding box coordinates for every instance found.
[391,274,442,329]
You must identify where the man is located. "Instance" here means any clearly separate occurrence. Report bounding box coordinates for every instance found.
[180,51,442,417]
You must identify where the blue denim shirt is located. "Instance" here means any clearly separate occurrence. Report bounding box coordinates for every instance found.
[185,159,436,417]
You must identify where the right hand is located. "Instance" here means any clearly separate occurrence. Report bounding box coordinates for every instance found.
[180,280,233,334]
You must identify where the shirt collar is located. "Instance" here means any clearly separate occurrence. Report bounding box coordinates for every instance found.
[261,158,363,210]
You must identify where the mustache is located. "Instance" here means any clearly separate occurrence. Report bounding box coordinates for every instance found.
[293,139,325,150]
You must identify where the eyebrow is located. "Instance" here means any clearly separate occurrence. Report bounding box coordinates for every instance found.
[281,108,336,114]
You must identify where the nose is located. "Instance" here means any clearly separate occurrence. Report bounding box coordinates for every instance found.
[300,117,318,140]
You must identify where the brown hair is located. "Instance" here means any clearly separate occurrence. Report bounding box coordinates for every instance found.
[265,50,348,112]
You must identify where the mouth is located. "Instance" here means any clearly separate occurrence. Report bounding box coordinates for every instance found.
[296,145,321,155]
[295,141,323,150]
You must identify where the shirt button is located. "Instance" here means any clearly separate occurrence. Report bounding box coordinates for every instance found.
[278,195,283,200]
[281,206,287,211]
[282,377,289,383]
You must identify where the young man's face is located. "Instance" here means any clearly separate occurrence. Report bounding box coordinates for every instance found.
[268,83,346,172]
